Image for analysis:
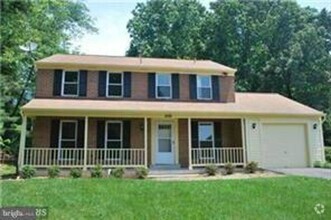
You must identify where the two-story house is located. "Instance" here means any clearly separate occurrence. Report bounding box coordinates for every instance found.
[19,54,325,170]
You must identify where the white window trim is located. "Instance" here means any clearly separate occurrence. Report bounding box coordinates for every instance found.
[58,120,78,161]
[61,70,80,97]
[155,73,172,99]
[106,72,124,98]
[196,75,212,100]
[104,120,123,160]
[198,121,215,160]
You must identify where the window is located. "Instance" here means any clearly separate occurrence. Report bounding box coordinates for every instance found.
[59,120,77,160]
[105,121,122,160]
[107,72,123,97]
[197,75,212,100]
[198,122,214,159]
[156,73,172,99]
[61,71,79,96]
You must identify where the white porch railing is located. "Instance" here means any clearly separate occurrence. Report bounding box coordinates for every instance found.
[191,147,245,166]
[24,148,145,168]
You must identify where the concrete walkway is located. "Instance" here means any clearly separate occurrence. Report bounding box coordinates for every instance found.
[268,168,331,180]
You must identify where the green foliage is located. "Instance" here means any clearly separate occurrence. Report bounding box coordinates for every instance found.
[48,166,60,178]
[91,165,103,178]
[325,147,331,163]
[111,167,125,178]
[205,164,218,176]
[127,0,331,145]
[323,162,331,169]
[224,162,235,175]
[21,165,36,179]
[0,0,97,173]
[70,168,82,178]
[135,167,149,179]
[245,161,258,173]
[313,161,323,168]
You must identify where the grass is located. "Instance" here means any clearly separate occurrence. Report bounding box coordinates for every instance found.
[1,176,330,219]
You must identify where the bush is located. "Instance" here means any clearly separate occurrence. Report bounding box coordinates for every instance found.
[205,164,218,176]
[245,161,258,173]
[224,162,235,175]
[323,162,331,169]
[112,167,124,178]
[313,161,323,168]
[48,166,60,178]
[135,167,149,179]
[70,168,82,178]
[325,148,331,163]
[21,165,36,179]
[91,165,103,178]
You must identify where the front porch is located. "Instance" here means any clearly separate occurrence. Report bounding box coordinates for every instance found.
[19,116,247,170]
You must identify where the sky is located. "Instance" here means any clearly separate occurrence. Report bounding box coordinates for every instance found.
[71,0,331,56]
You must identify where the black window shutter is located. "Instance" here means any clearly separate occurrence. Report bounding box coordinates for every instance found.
[53,69,63,96]
[123,72,132,98]
[77,120,85,148]
[191,121,199,148]
[212,75,220,101]
[214,122,222,148]
[98,71,107,97]
[172,74,179,99]
[97,120,105,148]
[122,120,131,148]
[189,74,197,100]
[50,119,60,148]
[148,73,156,98]
[79,70,87,97]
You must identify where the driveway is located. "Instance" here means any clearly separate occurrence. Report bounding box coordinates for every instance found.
[268,168,331,180]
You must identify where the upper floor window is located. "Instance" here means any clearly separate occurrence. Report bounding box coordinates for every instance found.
[107,72,123,97]
[197,75,212,100]
[156,73,172,99]
[61,71,79,96]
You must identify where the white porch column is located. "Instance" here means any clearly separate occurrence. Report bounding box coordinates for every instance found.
[18,115,27,170]
[241,118,247,165]
[83,116,88,170]
[144,117,148,168]
[188,118,192,170]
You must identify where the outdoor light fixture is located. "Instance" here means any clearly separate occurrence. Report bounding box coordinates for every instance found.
[252,123,257,129]
[313,123,317,130]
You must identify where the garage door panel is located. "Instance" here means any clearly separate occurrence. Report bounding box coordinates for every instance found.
[262,124,308,168]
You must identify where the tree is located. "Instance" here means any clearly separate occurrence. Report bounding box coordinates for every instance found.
[127,0,208,58]
[0,0,97,173]
[127,0,331,145]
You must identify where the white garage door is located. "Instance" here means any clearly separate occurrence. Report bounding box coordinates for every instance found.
[262,123,308,168]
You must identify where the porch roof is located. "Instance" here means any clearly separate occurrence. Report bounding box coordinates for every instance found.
[36,54,236,76]
[21,93,323,118]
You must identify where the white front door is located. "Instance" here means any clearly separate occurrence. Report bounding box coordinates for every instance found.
[155,122,175,164]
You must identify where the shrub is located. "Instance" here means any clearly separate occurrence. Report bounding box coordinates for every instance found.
[325,148,331,163]
[245,161,258,173]
[112,167,124,178]
[135,167,149,179]
[91,165,103,178]
[70,168,82,178]
[21,165,36,179]
[224,162,235,175]
[48,166,60,178]
[323,162,331,169]
[205,164,218,176]
[313,161,323,168]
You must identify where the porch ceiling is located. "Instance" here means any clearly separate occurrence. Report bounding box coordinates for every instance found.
[21,93,323,118]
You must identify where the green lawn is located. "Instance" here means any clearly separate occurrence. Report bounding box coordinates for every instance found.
[1,176,330,219]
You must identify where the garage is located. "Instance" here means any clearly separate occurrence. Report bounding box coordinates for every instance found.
[262,123,308,168]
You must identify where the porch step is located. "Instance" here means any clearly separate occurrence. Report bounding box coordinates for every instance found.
[149,168,205,176]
